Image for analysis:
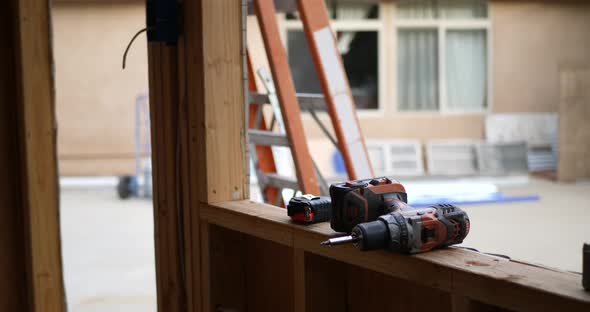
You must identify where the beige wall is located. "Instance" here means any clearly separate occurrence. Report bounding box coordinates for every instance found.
[492,1,590,113]
[54,1,590,175]
[53,1,147,175]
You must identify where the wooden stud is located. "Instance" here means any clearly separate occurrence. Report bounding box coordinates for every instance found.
[199,221,211,312]
[0,0,66,310]
[147,42,185,312]
[148,1,248,311]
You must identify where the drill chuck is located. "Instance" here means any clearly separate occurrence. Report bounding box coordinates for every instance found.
[352,219,389,251]
[320,220,391,251]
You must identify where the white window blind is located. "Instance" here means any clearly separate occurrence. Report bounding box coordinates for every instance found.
[398,29,439,110]
[396,0,489,112]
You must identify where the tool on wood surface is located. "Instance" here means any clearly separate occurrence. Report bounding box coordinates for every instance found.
[329,177,407,233]
[584,243,590,291]
[321,176,470,254]
[321,201,470,254]
[287,194,331,223]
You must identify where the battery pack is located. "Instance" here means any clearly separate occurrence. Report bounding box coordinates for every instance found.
[287,195,331,224]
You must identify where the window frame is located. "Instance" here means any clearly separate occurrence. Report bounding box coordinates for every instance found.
[392,6,492,114]
[280,4,386,116]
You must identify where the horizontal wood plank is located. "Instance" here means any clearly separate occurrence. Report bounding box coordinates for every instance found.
[204,200,590,312]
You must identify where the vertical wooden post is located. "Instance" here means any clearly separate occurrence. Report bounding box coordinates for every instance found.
[0,0,66,311]
[148,0,247,311]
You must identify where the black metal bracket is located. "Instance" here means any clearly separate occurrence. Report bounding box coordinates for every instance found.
[146,0,182,44]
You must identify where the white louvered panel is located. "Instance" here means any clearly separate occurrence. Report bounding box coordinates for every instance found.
[476,142,529,175]
[366,140,424,176]
[389,140,424,176]
[426,140,480,176]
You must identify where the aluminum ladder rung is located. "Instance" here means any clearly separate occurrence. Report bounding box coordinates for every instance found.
[248,130,289,147]
[249,92,326,111]
[260,173,299,190]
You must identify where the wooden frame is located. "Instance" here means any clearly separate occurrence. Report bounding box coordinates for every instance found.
[0,0,65,311]
[146,1,590,312]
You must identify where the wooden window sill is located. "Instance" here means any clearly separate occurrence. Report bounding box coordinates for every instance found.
[202,200,590,312]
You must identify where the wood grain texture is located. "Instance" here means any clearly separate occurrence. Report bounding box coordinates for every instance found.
[0,1,29,309]
[209,225,248,312]
[293,249,306,312]
[13,0,66,310]
[203,200,590,312]
[345,264,451,312]
[200,0,247,203]
[244,233,294,312]
[148,1,248,311]
[147,42,185,312]
[452,295,507,312]
[208,225,294,312]
[304,253,348,312]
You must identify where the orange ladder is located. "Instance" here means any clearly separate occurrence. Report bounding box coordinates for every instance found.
[248,0,373,205]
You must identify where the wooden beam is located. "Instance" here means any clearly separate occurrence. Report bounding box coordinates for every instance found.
[147,42,185,312]
[202,200,590,312]
[0,0,65,310]
[0,1,28,309]
[147,0,247,311]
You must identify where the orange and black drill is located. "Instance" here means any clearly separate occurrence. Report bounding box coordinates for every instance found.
[329,177,408,233]
[322,177,470,254]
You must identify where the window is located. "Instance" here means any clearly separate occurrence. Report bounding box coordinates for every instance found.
[284,1,381,110]
[395,0,489,112]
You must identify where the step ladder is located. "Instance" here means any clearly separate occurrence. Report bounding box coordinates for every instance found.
[248,64,330,206]
[248,0,374,205]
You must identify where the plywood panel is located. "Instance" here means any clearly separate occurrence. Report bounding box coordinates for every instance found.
[208,225,294,312]
[558,66,590,182]
[304,253,348,312]
[209,225,248,311]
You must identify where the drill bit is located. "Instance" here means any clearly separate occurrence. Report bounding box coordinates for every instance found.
[320,234,359,246]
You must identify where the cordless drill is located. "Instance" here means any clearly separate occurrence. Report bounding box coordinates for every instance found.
[321,199,470,254]
[329,177,408,233]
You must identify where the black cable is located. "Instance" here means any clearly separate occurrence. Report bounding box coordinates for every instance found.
[122,27,150,69]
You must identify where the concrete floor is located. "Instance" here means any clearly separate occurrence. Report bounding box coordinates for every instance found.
[60,178,590,311]
[61,188,156,312]
[460,178,590,273]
